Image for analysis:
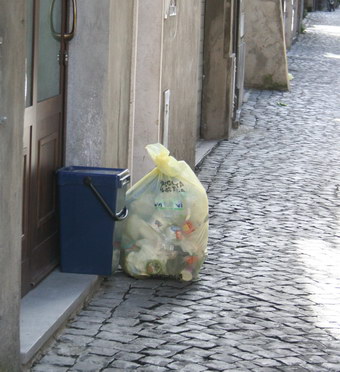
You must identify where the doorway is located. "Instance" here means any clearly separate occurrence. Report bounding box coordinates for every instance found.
[22,0,73,296]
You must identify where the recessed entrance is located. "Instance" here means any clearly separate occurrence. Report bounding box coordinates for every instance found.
[22,0,72,296]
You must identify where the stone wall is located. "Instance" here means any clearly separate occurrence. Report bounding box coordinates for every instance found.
[244,0,289,90]
[0,1,25,371]
[66,0,135,170]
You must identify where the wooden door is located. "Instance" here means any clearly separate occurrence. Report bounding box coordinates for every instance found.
[22,0,68,296]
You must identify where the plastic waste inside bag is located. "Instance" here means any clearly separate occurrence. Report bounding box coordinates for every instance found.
[120,143,209,281]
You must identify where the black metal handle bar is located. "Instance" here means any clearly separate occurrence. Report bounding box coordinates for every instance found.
[83,176,128,221]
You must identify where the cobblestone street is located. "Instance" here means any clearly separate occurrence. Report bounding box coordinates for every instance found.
[31,10,340,372]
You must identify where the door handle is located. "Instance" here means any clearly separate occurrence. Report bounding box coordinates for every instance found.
[50,0,77,41]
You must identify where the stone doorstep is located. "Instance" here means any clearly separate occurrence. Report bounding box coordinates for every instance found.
[195,140,220,168]
[20,269,100,366]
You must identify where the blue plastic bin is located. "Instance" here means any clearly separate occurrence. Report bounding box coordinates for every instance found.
[57,166,130,275]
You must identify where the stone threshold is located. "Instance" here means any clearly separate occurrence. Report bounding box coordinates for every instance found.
[20,269,100,366]
[195,139,220,168]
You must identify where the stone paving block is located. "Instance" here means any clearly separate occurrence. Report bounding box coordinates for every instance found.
[90,338,146,353]
[276,356,308,366]
[69,320,102,331]
[31,365,69,372]
[85,306,113,315]
[278,367,324,372]
[68,354,112,372]
[57,334,94,346]
[321,363,340,372]
[36,353,76,366]
[52,343,86,357]
[114,351,144,362]
[167,361,207,371]
[77,314,108,323]
[139,356,173,367]
[136,367,170,372]
[162,343,191,354]
[253,358,283,368]
[105,360,140,370]
[106,316,140,327]
[205,359,239,371]
[157,324,191,334]
[208,351,241,364]
[100,322,142,334]
[235,360,265,370]
[89,298,122,308]
[64,327,99,337]
[168,362,207,371]
[172,351,205,364]
[187,347,216,358]
[96,330,138,343]
[182,330,218,342]
[86,347,119,357]
[141,348,178,358]
[323,354,340,364]
[159,333,189,344]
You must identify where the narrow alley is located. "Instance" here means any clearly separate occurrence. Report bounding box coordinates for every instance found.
[31,10,340,372]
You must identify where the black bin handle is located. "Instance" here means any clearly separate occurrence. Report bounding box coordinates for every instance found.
[83,176,128,221]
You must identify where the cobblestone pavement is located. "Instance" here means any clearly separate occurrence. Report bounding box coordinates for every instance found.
[31,11,340,372]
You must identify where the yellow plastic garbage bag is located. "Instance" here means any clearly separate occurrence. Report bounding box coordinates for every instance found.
[120,143,209,281]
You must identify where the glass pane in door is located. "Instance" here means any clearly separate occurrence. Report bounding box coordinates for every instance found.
[38,0,61,102]
[25,0,34,107]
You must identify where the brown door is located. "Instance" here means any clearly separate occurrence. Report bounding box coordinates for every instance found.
[22,0,69,296]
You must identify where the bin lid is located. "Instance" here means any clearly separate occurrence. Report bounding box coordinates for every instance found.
[57,166,130,187]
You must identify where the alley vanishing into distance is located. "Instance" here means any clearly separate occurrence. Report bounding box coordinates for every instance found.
[31,11,340,372]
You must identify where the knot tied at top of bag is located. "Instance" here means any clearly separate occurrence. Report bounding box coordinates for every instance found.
[146,143,185,178]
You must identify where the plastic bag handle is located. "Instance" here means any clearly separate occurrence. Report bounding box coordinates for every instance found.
[83,176,128,221]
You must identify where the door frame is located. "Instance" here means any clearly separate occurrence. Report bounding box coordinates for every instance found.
[22,0,69,296]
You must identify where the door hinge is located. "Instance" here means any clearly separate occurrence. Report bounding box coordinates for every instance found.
[63,51,69,66]
[58,50,69,66]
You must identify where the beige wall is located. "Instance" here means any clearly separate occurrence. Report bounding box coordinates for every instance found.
[105,0,135,169]
[162,0,201,165]
[66,1,207,183]
[244,0,289,90]
[130,1,164,183]
[0,1,25,371]
[131,0,203,182]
